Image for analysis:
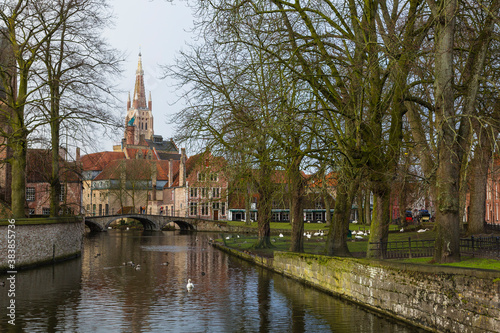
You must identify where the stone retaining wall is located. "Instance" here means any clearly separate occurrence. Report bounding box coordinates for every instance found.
[213,243,500,333]
[0,218,84,272]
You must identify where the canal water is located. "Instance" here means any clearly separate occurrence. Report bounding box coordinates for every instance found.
[0,230,424,332]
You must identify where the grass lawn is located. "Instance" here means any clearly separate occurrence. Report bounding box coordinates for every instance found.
[227,220,330,231]
[395,257,500,271]
[219,222,500,271]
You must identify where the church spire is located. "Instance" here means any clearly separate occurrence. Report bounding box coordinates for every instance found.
[132,52,147,110]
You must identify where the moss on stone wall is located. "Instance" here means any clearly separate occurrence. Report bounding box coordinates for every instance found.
[212,244,500,333]
[0,216,82,226]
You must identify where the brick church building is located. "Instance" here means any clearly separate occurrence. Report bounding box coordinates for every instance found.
[81,53,229,219]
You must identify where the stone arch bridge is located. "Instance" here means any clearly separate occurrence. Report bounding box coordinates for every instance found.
[84,214,226,232]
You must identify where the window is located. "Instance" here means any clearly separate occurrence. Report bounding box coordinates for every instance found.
[221,202,226,216]
[190,187,198,198]
[272,213,280,221]
[201,202,209,215]
[201,188,209,198]
[212,187,220,198]
[28,209,35,215]
[59,184,65,202]
[210,173,218,181]
[26,187,35,201]
[198,173,206,182]
[315,201,324,209]
[189,202,198,215]
[42,207,50,215]
[306,212,313,222]
[315,212,322,221]
[213,202,220,210]
[282,213,289,221]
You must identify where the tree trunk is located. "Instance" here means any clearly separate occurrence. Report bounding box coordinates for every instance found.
[50,115,61,217]
[467,127,493,235]
[325,178,357,256]
[10,136,27,218]
[430,0,460,263]
[358,189,366,225]
[324,192,331,226]
[245,183,251,225]
[364,190,371,225]
[367,183,391,258]
[254,156,273,249]
[289,158,304,253]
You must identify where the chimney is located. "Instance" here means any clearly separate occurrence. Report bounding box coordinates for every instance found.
[140,134,145,143]
[76,147,80,162]
[180,148,186,187]
[148,91,152,111]
[127,92,131,110]
[59,146,67,161]
[168,159,173,188]
[126,126,135,146]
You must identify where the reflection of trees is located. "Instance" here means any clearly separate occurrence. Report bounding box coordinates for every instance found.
[257,268,272,333]
[272,274,414,333]
[0,258,82,330]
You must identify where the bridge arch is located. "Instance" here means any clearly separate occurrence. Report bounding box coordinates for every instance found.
[104,216,159,231]
[161,219,196,231]
[84,219,104,232]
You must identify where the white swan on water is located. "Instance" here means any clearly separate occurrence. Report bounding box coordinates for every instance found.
[186,279,194,291]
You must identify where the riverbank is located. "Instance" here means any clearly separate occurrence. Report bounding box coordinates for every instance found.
[212,241,500,333]
[0,217,84,273]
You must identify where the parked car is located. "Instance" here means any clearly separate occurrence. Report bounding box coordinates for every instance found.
[418,209,431,222]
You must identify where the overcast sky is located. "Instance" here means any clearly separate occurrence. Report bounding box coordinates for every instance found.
[103,0,196,151]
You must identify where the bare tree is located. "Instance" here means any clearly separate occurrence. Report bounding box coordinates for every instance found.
[35,0,122,216]
[0,0,72,217]
[0,0,122,217]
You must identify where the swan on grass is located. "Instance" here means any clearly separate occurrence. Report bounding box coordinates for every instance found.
[186,279,194,291]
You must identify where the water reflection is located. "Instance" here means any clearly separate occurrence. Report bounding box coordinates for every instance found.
[0,230,423,332]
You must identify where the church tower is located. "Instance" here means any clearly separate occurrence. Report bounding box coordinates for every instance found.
[125,53,154,144]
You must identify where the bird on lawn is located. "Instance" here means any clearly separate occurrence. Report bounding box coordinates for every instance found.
[417,228,429,233]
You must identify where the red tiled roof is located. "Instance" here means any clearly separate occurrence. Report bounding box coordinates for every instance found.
[123,148,157,160]
[167,160,181,187]
[81,151,125,171]
[94,159,172,181]
[308,172,337,188]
